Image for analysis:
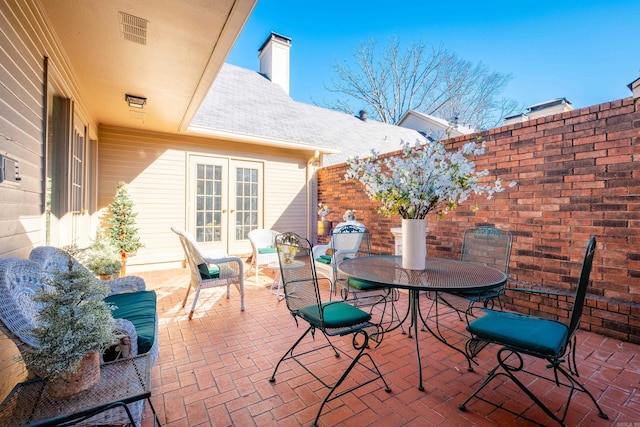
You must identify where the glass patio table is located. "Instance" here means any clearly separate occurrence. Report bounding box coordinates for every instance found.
[338,255,507,391]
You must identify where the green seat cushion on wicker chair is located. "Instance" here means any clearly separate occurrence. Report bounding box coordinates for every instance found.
[315,254,332,265]
[105,290,157,355]
[467,309,569,356]
[299,302,371,328]
[197,263,220,279]
[258,247,277,254]
[346,277,384,290]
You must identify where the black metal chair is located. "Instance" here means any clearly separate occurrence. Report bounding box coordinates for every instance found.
[421,226,513,370]
[459,236,608,425]
[269,232,391,427]
[433,226,513,313]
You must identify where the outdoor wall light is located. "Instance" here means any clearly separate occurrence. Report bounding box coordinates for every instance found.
[125,94,147,109]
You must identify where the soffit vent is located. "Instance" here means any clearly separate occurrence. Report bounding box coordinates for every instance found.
[119,12,148,45]
[130,110,145,121]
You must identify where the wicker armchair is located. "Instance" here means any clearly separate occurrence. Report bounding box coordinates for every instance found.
[171,227,245,319]
[247,229,280,283]
[0,256,156,426]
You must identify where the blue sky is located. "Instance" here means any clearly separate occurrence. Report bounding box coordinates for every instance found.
[226,1,640,115]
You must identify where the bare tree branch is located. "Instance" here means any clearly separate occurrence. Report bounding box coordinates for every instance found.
[320,38,520,129]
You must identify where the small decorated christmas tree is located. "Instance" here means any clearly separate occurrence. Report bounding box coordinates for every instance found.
[22,257,118,397]
[106,182,143,275]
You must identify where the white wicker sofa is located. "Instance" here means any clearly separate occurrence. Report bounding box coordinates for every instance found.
[0,248,159,426]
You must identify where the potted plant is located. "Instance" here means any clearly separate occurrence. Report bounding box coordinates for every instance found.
[21,256,119,398]
[346,138,516,269]
[85,232,123,279]
[87,253,122,279]
[106,182,144,276]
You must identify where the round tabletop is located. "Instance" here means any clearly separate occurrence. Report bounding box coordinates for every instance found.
[338,255,506,292]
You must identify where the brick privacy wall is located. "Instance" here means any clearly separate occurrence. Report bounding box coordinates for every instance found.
[318,97,640,344]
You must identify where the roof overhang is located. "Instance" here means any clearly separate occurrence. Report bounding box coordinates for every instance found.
[39,0,257,135]
[187,125,341,155]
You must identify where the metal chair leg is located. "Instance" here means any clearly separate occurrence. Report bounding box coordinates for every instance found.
[459,347,608,425]
[311,330,391,427]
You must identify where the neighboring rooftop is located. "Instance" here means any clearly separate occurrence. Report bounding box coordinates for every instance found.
[504,97,574,125]
[398,109,476,141]
[628,76,640,99]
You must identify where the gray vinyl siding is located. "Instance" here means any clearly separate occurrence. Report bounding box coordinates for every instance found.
[1,0,100,258]
[1,0,103,399]
[0,0,49,402]
[0,1,48,258]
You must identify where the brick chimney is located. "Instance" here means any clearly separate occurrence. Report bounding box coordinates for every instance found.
[258,32,292,95]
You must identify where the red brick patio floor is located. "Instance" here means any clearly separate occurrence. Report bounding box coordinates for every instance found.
[137,266,640,427]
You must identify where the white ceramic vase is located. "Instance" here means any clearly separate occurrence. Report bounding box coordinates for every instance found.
[401,218,427,270]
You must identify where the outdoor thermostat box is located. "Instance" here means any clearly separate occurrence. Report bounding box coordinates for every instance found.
[0,154,21,184]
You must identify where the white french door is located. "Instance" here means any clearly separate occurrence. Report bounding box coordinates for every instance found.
[188,155,263,254]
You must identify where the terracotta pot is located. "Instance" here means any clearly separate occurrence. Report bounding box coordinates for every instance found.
[47,352,101,398]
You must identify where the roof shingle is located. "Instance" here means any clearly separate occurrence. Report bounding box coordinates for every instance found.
[191,63,425,165]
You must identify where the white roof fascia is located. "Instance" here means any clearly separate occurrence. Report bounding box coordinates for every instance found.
[187,125,340,154]
[399,110,449,128]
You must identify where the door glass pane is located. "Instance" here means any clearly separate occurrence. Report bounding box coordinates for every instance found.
[195,164,222,243]
[234,166,259,240]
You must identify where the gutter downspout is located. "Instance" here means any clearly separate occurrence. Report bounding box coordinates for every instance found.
[307,151,320,243]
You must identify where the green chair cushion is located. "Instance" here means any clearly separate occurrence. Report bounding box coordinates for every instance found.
[197,263,220,279]
[299,302,371,329]
[347,277,384,291]
[467,309,569,356]
[315,255,333,265]
[104,290,157,356]
[258,247,277,254]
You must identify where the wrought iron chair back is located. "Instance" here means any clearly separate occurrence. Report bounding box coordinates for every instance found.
[569,236,595,336]
[459,236,608,424]
[457,226,513,309]
[275,232,322,318]
[461,226,513,274]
